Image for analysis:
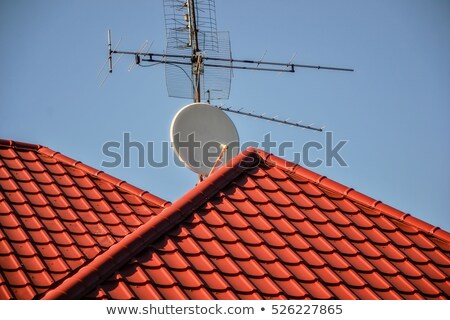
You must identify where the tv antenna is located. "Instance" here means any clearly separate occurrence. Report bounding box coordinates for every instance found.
[105,0,353,132]
[104,0,353,178]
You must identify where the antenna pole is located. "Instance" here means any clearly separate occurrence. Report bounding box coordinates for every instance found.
[108,30,113,73]
[188,0,202,102]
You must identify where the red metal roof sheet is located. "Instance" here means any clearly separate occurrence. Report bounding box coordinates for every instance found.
[0,139,168,299]
[1,141,449,300]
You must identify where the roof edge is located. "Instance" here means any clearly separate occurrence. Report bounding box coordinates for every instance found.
[40,148,260,299]
[257,149,450,243]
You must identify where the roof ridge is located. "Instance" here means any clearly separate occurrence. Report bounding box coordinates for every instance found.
[40,148,260,299]
[0,138,40,150]
[256,149,450,243]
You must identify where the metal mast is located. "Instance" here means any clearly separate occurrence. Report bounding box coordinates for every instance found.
[187,0,202,102]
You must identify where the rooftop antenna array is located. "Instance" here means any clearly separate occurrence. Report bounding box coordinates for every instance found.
[105,0,353,177]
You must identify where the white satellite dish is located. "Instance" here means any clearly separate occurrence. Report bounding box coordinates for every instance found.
[170,103,240,176]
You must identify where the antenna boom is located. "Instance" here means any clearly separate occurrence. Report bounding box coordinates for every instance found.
[215,105,323,132]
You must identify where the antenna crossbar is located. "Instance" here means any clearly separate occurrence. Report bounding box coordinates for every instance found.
[111,49,354,73]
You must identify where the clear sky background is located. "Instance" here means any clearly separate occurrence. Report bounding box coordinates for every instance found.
[1,0,449,231]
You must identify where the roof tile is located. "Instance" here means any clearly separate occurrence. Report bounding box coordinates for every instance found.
[236,259,267,277]
[266,190,294,206]
[275,278,308,298]
[220,212,251,229]
[320,252,351,270]
[422,249,450,267]
[211,197,236,214]
[408,278,442,296]
[0,214,21,228]
[221,241,252,259]
[291,220,321,237]
[273,178,303,195]
[171,269,203,289]
[280,205,308,221]
[252,175,280,192]
[128,283,163,299]
[198,240,229,259]
[391,260,424,278]
[386,230,415,247]
[328,238,359,255]
[405,233,437,250]
[0,255,21,270]
[233,228,263,245]
[367,257,399,275]
[259,230,289,248]
[338,225,367,242]
[359,272,392,290]
[231,199,261,216]
[400,246,431,264]
[332,198,360,214]
[312,266,342,285]
[186,254,216,273]
[0,240,15,255]
[223,274,256,293]
[257,202,284,218]
[240,187,269,204]
[144,266,177,287]
[325,210,353,226]
[415,263,447,281]
[261,261,292,279]
[249,276,281,295]
[246,244,278,262]
[359,226,392,245]
[160,251,190,271]
[268,217,297,235]
[284,233,312,251]
[375,289,403,299]
[327,283,359,299]
[224,186,248,201]
[384,274,417,293]
[343,255,375,272]
[377,243,408,261]
[243,215,274,232]
[352,241,383,259]
[300,281,334,299]
[286,192,315,208]
[305,236,336,253]
[40,184,62,196]
[211,256,241,275]
[200,209,227,227]
[351,287,381,299]
[176,236,203,256]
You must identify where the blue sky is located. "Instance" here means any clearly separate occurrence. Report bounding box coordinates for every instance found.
[1,0,449,231]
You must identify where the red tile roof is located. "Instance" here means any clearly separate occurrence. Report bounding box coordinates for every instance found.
[0,139,168,299]
[1,141,449,299]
